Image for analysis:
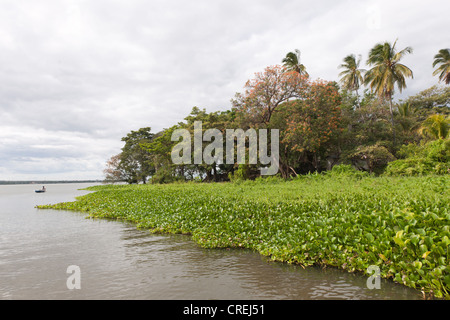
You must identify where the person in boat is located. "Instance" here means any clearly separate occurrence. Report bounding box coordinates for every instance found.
[42,186,46,192]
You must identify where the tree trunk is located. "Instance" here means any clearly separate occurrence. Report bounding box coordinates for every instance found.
[213,165,218,182]
[389,97,396,147]
[278,157,290,179]
[355,87,360,108]
[205,169,212,182]
[313,153,319,171]
[289,166,298,177]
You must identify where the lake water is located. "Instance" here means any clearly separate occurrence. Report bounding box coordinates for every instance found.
[0,183,422,300]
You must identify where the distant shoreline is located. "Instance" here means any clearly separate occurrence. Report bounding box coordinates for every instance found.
[0,180,104,185]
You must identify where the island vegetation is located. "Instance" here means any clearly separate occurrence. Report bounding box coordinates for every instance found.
[103,42,449,184]
[38,41,449,299]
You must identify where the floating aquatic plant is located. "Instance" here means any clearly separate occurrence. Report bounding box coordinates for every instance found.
[37,175,449,298]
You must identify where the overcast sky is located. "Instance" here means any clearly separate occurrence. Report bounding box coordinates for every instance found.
[0,0,448,180]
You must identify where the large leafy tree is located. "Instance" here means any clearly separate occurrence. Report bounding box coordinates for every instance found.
[402,85,450,120]
[338,54,365,107]
[433,48,450,85]
[119,127,155,184]
[141,107,236,183]
[182,107,235,182]
[142,125,181,184]
[103,154,127,183]
[232,65,308,126]
[270,80,342,176]
[282,49,309,77]
[364,40,413,145]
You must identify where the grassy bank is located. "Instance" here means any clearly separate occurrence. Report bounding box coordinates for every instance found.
[37,174,449,298]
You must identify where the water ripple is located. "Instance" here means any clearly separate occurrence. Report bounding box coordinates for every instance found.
[0,183,423,300]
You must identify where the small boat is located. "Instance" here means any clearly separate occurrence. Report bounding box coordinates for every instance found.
[35,187,46,193]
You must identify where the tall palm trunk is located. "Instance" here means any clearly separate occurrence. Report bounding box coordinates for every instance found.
[388,96,396,146]
[355,87,361,108]
[364,40,413,148]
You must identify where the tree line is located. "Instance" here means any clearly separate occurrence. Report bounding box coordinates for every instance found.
[104,41,450,184]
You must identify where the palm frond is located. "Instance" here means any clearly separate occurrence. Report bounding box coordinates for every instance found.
[338,54,365,92]
[282,49,308,76]
[432,49,450,84]
[365,40,413,100]
[419,114,450,139]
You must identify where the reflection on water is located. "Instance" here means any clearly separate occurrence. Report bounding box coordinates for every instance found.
[0,183,422,300]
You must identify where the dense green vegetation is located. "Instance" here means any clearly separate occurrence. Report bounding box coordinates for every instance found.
[104,44,449,184]
[72,42,450,300]
[38,171,449,298]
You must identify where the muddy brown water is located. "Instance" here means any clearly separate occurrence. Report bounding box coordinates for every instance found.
[0,183,422,300]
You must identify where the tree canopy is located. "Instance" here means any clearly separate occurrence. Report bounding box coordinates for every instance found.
[105,42,450,183]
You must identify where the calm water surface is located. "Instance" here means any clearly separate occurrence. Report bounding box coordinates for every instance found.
[0,183,422,300]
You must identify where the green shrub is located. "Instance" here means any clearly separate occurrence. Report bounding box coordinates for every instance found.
[151,166,182,184]
[425,139,450,162]
[351,143,396,174]
[385,139,450,176]
[228,164,251,183]
[396,143,423,159]
[385,158,439,176]
[326,164,369,178]
[253,175,284,184]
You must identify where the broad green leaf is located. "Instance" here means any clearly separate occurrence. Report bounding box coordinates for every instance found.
[379,253,387,262]
[365,233,375,242]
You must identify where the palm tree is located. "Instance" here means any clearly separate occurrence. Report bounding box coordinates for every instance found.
[432,49,450,85]
[419,114,450,140]
[396,102,419,133]
[397,102,416,118]
[282,49,309,77]
[364,39,413,145]
[338,54,366,107]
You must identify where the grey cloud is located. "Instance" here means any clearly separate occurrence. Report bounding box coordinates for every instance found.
[0,0,448,179]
